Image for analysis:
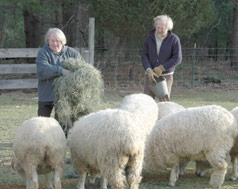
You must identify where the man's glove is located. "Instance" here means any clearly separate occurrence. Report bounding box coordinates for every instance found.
[62,68,71,76]
[153,65,165,77]
[147,69,158,84]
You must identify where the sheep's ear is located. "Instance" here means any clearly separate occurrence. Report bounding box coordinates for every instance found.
[11,157,16,170]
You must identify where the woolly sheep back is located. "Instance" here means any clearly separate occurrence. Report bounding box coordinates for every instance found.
[13,117,67,189]
[118,93,158,136]
[157,101,185,120]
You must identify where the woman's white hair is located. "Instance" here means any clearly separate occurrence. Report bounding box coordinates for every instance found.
[153,15,173,31]
[44,28,67,45]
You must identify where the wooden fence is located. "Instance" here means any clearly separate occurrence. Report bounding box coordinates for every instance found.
[0,48,89,90]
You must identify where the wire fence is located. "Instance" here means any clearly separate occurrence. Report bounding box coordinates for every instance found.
[94,47,238,91]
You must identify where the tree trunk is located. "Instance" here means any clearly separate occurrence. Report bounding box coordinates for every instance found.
[0,12,6,48]
[230,1,238,70]
[77,0,89,47]
[97,27,105,55]
[22,7,43,48]
[53,7,63,28]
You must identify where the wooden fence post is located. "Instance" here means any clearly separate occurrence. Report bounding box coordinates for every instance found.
[89,17,95,65]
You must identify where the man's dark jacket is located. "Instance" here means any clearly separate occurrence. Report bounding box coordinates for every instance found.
[141,29,182,74]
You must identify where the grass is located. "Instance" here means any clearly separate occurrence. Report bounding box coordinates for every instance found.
[1,88,238,188]
[171,88,238,110]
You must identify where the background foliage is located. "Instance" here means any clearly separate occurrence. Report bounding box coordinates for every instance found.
[0,0,237,50]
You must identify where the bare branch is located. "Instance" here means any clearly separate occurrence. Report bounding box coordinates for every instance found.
[202,18,221,48]
[62,15,75,30]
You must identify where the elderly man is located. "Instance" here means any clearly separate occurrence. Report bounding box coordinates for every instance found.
[141,15,182,101]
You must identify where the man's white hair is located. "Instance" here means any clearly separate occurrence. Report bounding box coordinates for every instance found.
[153,15,173,31]
[44,28,67,45]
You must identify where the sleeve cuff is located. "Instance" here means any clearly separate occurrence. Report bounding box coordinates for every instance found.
[145,68,152,74]
[58,66,63,75]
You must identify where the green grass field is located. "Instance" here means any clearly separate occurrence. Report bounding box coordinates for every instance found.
[0,88,238,188]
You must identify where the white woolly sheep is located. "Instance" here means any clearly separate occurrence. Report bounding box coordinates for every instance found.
[156,102,235,178]
[192,107,238,179]
[144,105,238,189]
[69,93,158,189]
[12,117,67,189]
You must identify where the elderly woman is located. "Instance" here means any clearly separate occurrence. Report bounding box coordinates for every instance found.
[36,28,84,119]
[141,15,182,101]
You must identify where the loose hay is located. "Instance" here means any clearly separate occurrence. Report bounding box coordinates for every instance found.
[53,58,104,131]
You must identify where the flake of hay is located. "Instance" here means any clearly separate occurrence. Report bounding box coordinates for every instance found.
[53,58,104,130]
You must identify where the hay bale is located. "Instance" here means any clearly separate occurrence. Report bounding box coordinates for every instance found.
[53,58,104,131]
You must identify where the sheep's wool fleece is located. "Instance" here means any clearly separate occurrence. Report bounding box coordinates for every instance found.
[157,101,185,120]
[144,105,238,171]
[13,117,67,167]
[53,57,104,129]
[231,107,238,119]
[230,107,238,157]
[117,93,158,136]
[69,109,146,172]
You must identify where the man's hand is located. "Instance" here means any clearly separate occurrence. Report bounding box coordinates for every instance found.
[153,65,165,77]
[147,69,158,84]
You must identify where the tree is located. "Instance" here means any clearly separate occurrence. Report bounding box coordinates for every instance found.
[6,0,88,48]
[87,0,217,50]
[0,0,25,48]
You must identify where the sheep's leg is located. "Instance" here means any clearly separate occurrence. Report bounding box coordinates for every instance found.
[107,170,126,189]
[24,166,38,189]
[126,155,143,189]
[32,169,39,189]
[231,157,238,180]
[207,151,228,189]
[88,175,97,184]
[103,165,126,189]
[196,160,206,177]
[176,165,180,179]
[179,158,190,176]
[54,165,63,189]
[100,176,108,189]
[236,158,238,177]
[25,175,32,189]
[45,173,53,189]
[196,160,211,177]
[168,165,179,187]
[29,170,38,189]
[77,172,87,189]
[101,155,127,189]
[210,167,227,189]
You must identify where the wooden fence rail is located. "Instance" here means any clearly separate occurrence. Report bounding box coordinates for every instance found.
[0,48,89,90]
